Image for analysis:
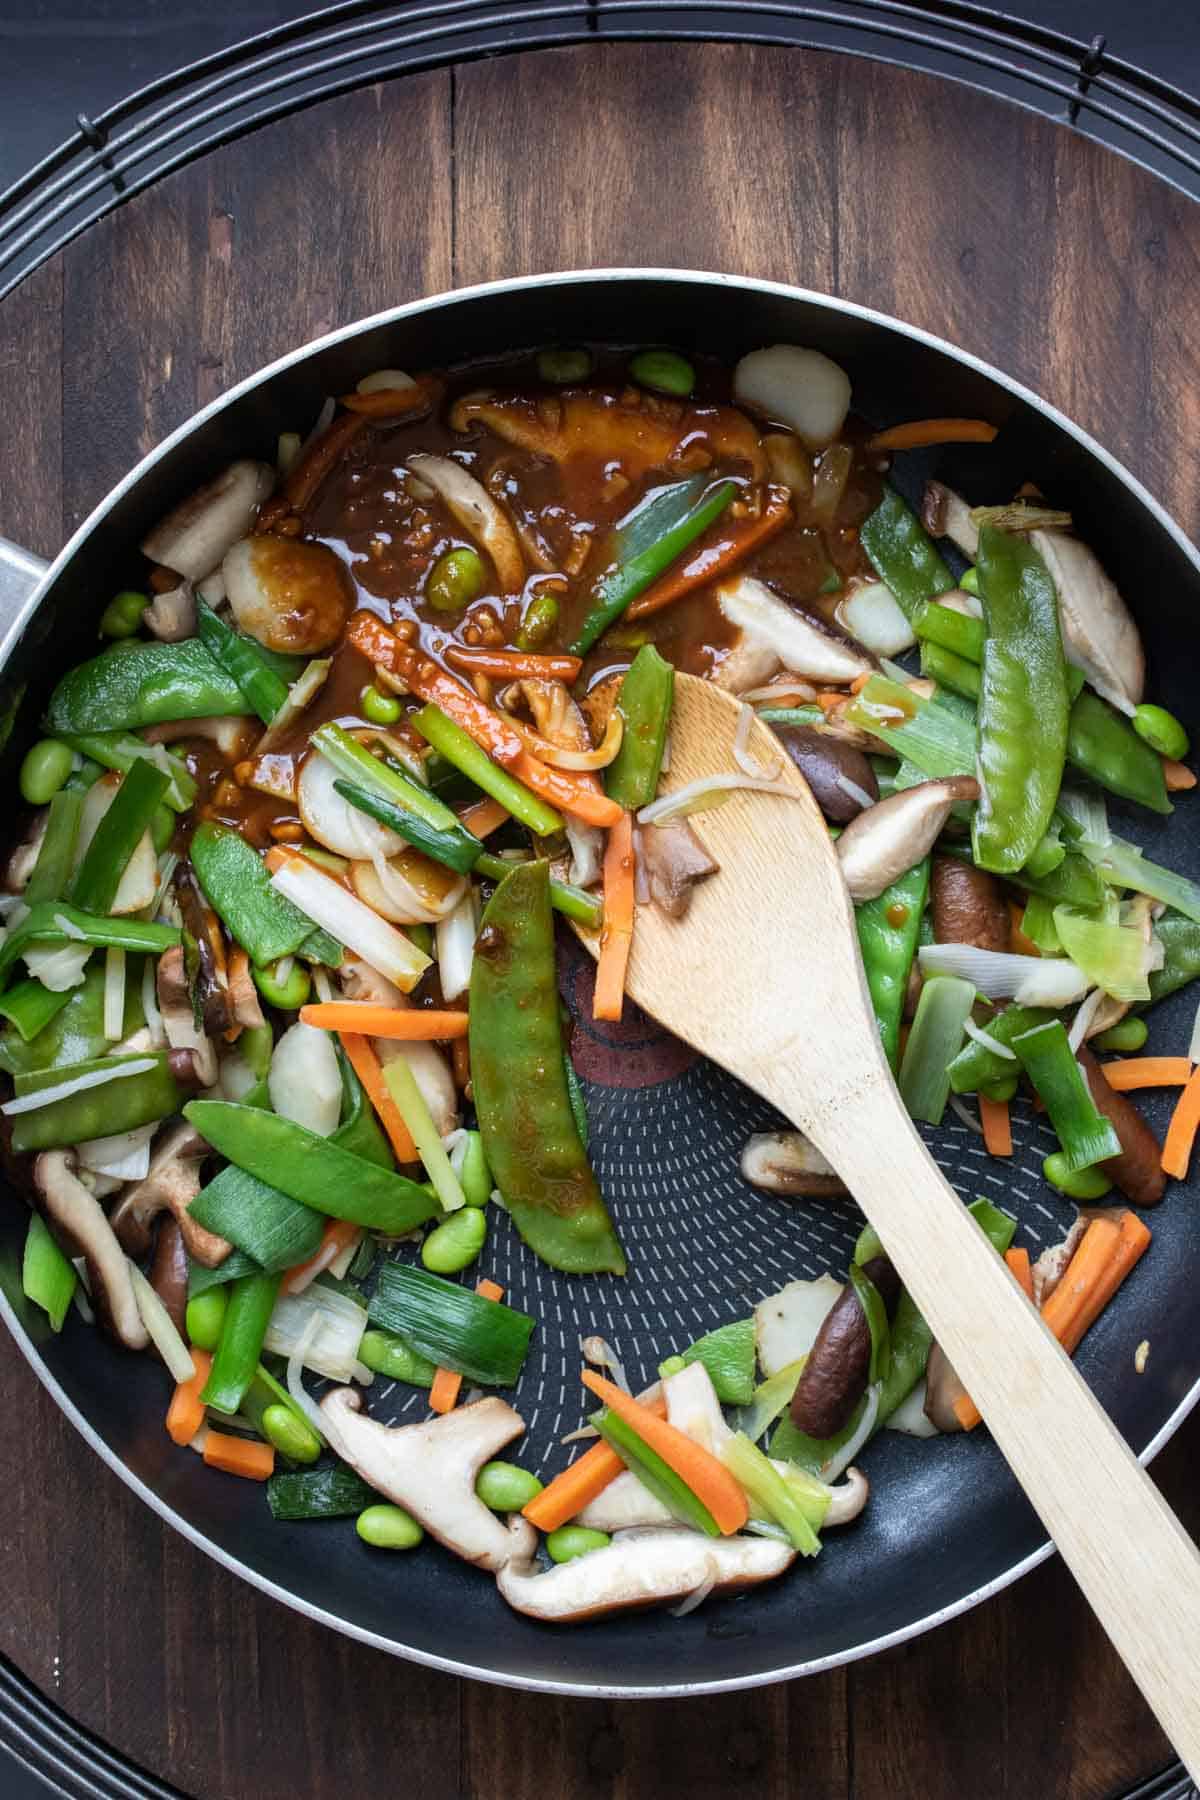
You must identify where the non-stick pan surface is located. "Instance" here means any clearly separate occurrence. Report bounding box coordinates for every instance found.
[2,271,1198,1696]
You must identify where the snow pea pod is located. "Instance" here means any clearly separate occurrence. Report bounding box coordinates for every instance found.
[604,644,675,810]
[196,601,288,724]
[191,822,341,968]
[854,856,929,1071]
[1066,691,1171,814]
[469,861,626,1274]
[25,789,83,906]
[972,525,1070,875]
[56,730,196,811]
[329,1045,393,1169]
[0,905,179,994]
[68,758,168,915]
[201,1269,282,1415]
[860,486,955,619]
[10,1051,181,1153]
[45,640,251,733]
[0,958,144,1075]
[184,1100,440,1234]
[1146,913,1200,1005]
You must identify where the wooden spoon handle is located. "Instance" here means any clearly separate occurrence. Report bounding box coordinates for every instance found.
[787,1073,1200,1778]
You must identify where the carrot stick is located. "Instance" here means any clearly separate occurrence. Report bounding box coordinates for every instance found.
[813,690,845,715]
[1162,1063,1200,1178]
[302,1004,469,1039]
[1005,1246,1034,1300]
[166,1350,213,1446]
[507,749,623,829]
[522,1394,671,1533]
[979,1093,1012,1158]
[282,411,367,510]
[340,378,440,420]
[580,1370,748,1533]
[337,1032,418,1162]
[1057,1212,1151,1355]
[1163,759,1196,791]
[866,418,999,453]
[594,812,635,1022]
[283,1218,362,1295]
[445,645,583,682]
[1100,1057,1192,1092]
[459,797,509,838]
[849,672,872,695]
[624,490,792,621]
[203,1431,276,1481]
[429,1278,505,1415]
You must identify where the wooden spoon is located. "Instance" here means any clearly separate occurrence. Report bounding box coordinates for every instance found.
[596,671,1200,1774]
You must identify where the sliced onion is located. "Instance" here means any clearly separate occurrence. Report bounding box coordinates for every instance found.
[350,849,466,925]
[128,1261,195,1383]
[1,1056,157,1116]
[1068,988,1105,1054]
[269,1286,367,1383]
[54,911,88,941]
[638,771,804,827]
[77,1124,155,1181]
[436,886,477,1002]
[947,1094,983,1136]
[741,679,819,706]
[733,702,781,780]
[836,580,916,656]
[300,751,403,859]
[286,1315,330,1438]
[918,943,1089,1008]
[357,368,416,395]
[834,774,876,812]
[668,1568,717,1618]
[581,1333,629,1393]
[822,1383,880,1482]
[103,946,126,1042]
[962,1017,1017,1060]
[511,708,624,771]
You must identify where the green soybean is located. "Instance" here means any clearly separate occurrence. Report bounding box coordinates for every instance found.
[1043,1151,1113,1201]
[1133,703,1189,762]
[475,1460,544,1511]
[356,1503,424,1549]
[252,959,312,1010]
[657,1354,687,1379]
[185,1287,229,1352]
[261,1403,322,1464]
[151,804,175,854]
[516,591,561,650]
[459,1131,492,1208]
[421,1206,487,1274]
[100,590,149,639]
[20,740,74,806]
[357,1327,437,1387]
[1091,1016,1149,1054]
[959,567,980,595]
[426,547,486,613]
[545,1525,611,1563]
[979,1071,1020,1103]
[361,684,402,726]
[538,347,592,384]
[630,349,694,397]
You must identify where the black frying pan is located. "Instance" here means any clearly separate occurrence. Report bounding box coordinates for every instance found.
[1,270,1197,1696]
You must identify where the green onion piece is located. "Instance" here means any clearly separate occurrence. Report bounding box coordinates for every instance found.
[730,1359,804,1446]
[946,1004,1054,1094]
[57,730,196,812]
[382,1055,467,1213]
[757,705,826,729]
[368,1263,534,1387]
[200,1269,282,1415]
[844,676,974,780]
[187,1247,263,1299]
[473,850,602,929]
[1078,834,1200,927]
[188,1165,325,1271]
[196,601,289,724]
[591,1407,721,1537]
[569,476,739,656]
[1149,913,1200,1004]
[0,981,72,1044]
[1019,893,1062,954]
[184,1100,440,1234]
[859,486,956,619]
[967,1196,1018,1254]
[720,1431,823,1555]
[677,1316,756,1406]
[333,778,480,876]
[22,1211,77,1330]
[604,645,675,811]
[1053,908,1151,1002]
[0,905,179,995]
[876,1291,932,1423]
[191,821,336,966]
[1011,1020,1122,1171]
[410,704,563,837]
[898,975,975,1124]
[914,600,985,662]
[311,723,460,834]
[848,1264,891,1385]
[68,758,169,915]
[25,789,83,906]
[267,1463,379,1521]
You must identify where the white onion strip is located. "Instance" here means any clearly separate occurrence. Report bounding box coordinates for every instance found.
[129,1261,195,1382]
[733,703,781,781]
[962,1017,1016,1060]
[668,1569,718,1618]
[103,947,126,1042]
[741,679,818,706]
[947,1094,984,1136]
[1068,988,1105,1054]
[286,1314,330,1439]
[638,773,804,827]
[823,1384,880,1483]
[834,774,875,812]
[53,911,88,941]
[1,1056,157,1117]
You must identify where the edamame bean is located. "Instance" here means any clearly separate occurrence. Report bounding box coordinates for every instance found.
[657,1354,687,1379]
[185,1286,228,1352]
[1091,1016,1149,1054]
[1043,1151,1112,1201]
[538,347,593,384]
[421,1205,487,1274]
[459,1131,492,1208]
[979,1072,1019,1103]
[629,349,694,397]
[959,567,980,595]
[545,1525,611,1563]
[252,959,311,1010]
[516,591,560,650]
[357,1327,437,1387]
[426,547,486,613]
[357,1503,424,1549]
[261,1402,322,1464]
[19,739,74,806]
[151,804,175,854]
[100,589,148,639]
[360,683,402,726]
[1132,703,1189,762]
[475,1460,544,1511]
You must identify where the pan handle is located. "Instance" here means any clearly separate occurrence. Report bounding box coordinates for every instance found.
[0,537,47,636]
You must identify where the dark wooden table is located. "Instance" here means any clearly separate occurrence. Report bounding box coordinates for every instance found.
[2,41,1199,1800]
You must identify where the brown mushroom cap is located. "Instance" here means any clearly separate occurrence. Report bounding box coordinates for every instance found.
[34,1151,148,1350]
[789,1256,900,1438]
[740,1130,845,1199]
[109,1120,228,1267]
[836,777,980,902]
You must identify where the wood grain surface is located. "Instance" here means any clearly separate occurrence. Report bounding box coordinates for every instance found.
[1,41,1198,1800]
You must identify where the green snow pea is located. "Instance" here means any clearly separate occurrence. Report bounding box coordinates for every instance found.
[604,644,675,811]
[0,905,178,995]
[190,822,341,967]
[859,486,955,619]
[10,1051,180,1154]
[201,1269,282,1415]
[0,958,144,1074]
[44,639,252,734]
[855,856,930,1070]
[1067,691,1171,814]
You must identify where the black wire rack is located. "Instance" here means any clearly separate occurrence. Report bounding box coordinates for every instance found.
[2,0,1200,301]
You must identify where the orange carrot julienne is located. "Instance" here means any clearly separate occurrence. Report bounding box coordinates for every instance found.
[522,1393,671,1533]
[813,690,845,715]
[460,797,509,838]
[283,1218,362,1295]
[979,1093,1012,1158]
[580,1370,749,1533]
[337,1032,418,1162]
[867,417,999,453]
[507,748,624,828]
[1162,1063,1200,1179]
[849,672,872,695]
[624,489,793,621]
[1163,759,1196,791]
[445,645,583,682]
[1005,1246,1034,1301]
[429,1278,505,1414]
[594,812,635,1023]
[203,1430,276,1481]
[1100,1057,1192,1092]
[166,1350,213,1446]
[301,1003,469,1039]
[1040,1212,1151,1357]
[1057,1212,1151,1355]
[346,615,525,762]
